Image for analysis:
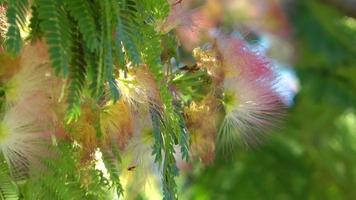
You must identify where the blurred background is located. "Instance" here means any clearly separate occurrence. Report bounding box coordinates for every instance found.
[168,0,356,199]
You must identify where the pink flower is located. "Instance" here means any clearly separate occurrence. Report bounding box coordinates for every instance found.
[214,33,276,84]
[219,76,284,149]
[0,103,52,178]
[0,41,64,176]
[213,33,285,150]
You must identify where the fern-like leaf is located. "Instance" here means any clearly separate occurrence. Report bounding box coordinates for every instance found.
[28,5,42,41]
[0,155,19,200]
[36,0,71,76]
[22,142,106,200]
[5,0,29,55]
[101,0,120,102]
[66,26,87,123]
[138,17,182,200]
[115,0,141,65]
[101,145,124,198]
[65,0,99,51]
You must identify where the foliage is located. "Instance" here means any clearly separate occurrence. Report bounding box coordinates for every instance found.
[0,154,19,200]
[0,0,188,199]
[0,0,291,199]
[20,142,113,200]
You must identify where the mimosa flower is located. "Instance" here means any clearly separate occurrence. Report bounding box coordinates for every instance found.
[216,36,284,150]
[158,1,220,51]
[214,33,277,84]
[194,32,285,150]
[218,76,284,150]
[119,115,157,198]
[0,104,51,178]
[3,42,61,120]
[157,5,192,34]
[116,65,161,111]
[1,42,62,135]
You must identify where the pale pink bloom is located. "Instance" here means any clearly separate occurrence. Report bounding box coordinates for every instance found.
[214,33,276,84]
[0,42,63,175]
[116,66,161,112]
[219,76,284,149]
[0,104,52,178]
[213,33,285,149]
[3,42,62,132]
[4,41,59,108]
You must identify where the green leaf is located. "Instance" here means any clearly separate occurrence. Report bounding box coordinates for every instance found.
[0,154,19,200]
[65,25,87,123]
[115,0,141,65]
[65,0,99,51]
[5,0,29,55]
[37,0,71,77]
[101,145,124,198]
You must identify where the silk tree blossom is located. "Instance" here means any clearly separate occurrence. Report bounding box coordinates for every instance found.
[157,5,192,34]
[0,42,66,173]
[214,32,277,84]
[3,42,53,105]
[219,77,284,150]
[1,42,63,133]
[2,42,62,128]
[193,32,285,151]
[119,115,159,198]
[0,104,52,178]
[116,65,162,112]
[215,33,285,150]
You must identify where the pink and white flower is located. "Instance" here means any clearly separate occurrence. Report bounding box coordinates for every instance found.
[0,103,52,178]
[213,33,285,149]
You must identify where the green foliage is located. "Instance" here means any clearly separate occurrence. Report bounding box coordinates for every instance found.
[0,154,19,200]
[101,144,124,198]
[28,6,42,41]
[65,26,87,123]
[171,69,212,103]
[116,0,141,65]
[293,0,356,108]
[135,1,191,198]
[1,0,197,199]
[37,0,71,77]
[99,0,120,102]
[21,142,112,200]
[5,0,29,55]
[65,0,99,51]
